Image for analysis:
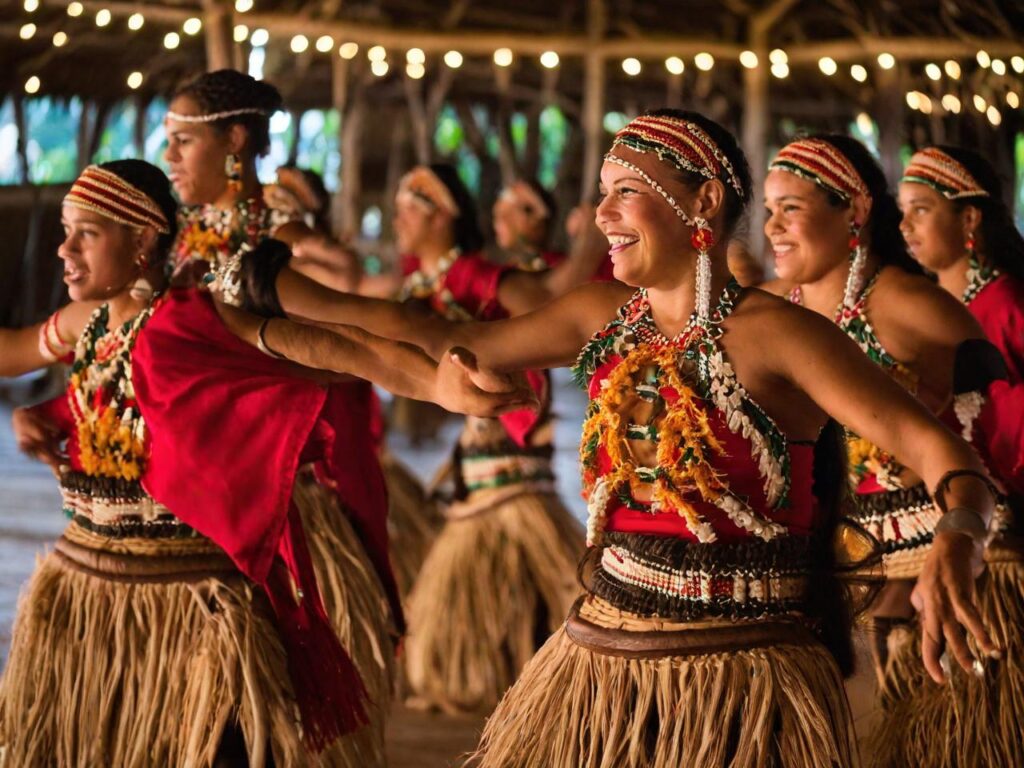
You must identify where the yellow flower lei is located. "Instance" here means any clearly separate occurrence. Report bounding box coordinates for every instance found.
[581,342,727,539]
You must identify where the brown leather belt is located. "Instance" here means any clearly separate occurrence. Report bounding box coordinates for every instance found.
[563,595,819,659]
[53,535,240,585]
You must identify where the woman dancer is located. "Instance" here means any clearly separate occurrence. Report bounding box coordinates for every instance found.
[247,110,1001,766]
[763,135,1011,764]
[4,160,524,767]
[879,145,1024,766]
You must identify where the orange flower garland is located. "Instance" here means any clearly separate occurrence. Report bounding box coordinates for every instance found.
[581,342,727,543]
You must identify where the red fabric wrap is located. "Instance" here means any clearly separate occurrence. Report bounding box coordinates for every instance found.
[971,275,1024,385]
[131,289,396,749]
[442,253,547,445]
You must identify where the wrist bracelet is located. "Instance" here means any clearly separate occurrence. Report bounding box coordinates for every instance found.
[256,318,287,360]
[934,506,988,545]
[931,468,1001,514]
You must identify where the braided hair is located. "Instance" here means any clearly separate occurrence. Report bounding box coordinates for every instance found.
[174,70,283,158]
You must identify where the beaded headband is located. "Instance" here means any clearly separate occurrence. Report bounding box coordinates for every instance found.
[769,138,871,202]
[396,166,460,217]
[901,148,989,200]
[64,165,170,234]
[499,181,551,219]
[610,115,745,199]
[165,107,270,123]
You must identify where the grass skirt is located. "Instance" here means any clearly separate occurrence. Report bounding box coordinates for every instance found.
[295,472,397,765]
[402,486,583,713]
[0,476,394,768]
[379,451,443,601]
[470,595,857,767]
[866,536,1024,768]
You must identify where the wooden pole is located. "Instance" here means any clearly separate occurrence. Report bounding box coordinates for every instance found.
[579,0,606,203]
[740,0,798,271]
[330,54,349,235]
[340,69,367,236]
[202,0,234,71]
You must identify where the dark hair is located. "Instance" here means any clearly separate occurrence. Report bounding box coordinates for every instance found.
[935,145,1024,281]
[279,164,331,233]
[174,70,283,158]
[809,134,922,275]
[807,419,855,677]
[521,177,558,242]
[98,159,178,261]
[429,163,484,253]
[643,108,753,236]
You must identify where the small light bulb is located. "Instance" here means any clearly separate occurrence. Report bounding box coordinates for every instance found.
[539,51,559,69]
[622,57,641,76]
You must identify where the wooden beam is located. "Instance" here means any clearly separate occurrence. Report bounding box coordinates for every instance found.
[37,1,1024,64]
[330,54,349,235]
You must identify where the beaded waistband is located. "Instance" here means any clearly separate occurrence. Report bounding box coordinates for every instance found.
[60,472,198,540]
[850,483,936,578]
[459,452,555,493]
[587,531,812,621]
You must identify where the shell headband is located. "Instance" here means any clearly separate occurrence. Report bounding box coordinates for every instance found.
[901,148,989,200]
[64,165,170,234]
[769,138,871,202]
[397,166,460,217]
[609,115,745,199]
[165,107,270,123]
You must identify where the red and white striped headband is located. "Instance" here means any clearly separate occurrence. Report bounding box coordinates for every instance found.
[769,138,871,202]
[64,165,170,233]
[901,148,989,200]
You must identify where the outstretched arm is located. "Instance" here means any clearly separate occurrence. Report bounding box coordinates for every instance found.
[213,301,532,417]
[775,303,998,683]
[0,301,98,377]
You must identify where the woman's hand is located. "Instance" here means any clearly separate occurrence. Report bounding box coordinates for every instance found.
[911,529,998,683]
[12,406,64,474]
[434,347,537,417]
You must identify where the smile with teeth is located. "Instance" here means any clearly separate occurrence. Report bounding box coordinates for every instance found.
[607,234,640,253]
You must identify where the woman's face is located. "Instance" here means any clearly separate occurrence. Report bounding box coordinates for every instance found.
[898,182,969,272]
[58,206,138,302]
[763,169,852,284]
[163,95,237,205]
[492,183,545,250]
[595,150,695,289]
[393,196,449,254]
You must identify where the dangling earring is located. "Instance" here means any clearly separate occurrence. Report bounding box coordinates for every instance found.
[842,219,867,309]
[691,217,714,322]
[225,153,243,194]
[965,231,978,268]
[130,253,154,301]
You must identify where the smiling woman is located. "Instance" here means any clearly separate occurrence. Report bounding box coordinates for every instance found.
[251,110,1001,767]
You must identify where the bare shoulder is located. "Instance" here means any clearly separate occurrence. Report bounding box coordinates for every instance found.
[570,280,635,325]
[873,267,983,340]
[729,286,839,345]
[756,277,794,297]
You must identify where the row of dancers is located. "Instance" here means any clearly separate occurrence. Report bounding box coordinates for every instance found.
[0,67,1021,766]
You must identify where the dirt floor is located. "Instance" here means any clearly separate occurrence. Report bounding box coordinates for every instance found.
[387,705,485,767]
